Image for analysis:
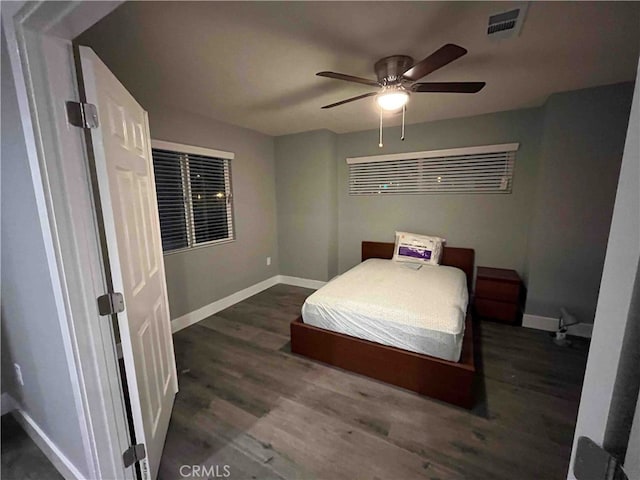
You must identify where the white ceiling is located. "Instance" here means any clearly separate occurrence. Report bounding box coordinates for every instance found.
[78,1,640,136]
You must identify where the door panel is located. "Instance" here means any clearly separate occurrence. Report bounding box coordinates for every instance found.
[78,46,178,480]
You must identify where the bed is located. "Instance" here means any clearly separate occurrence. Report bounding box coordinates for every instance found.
[290,241,476,408]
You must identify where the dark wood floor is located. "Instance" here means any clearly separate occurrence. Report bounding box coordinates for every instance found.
[1,414,62,480]
[160,284,590,480]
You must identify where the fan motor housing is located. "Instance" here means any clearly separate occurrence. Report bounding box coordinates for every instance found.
[374,55,414,84]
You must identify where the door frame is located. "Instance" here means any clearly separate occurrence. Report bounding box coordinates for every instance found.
[2,2,133,478]
[568,60,640,478]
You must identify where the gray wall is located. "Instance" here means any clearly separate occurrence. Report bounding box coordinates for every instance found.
[275,130,338,281]
[275,83,633,326]
[276,107,544,281]
[147,104,279,319]
[336,108,544,278]
[526,83,634,322]
[1,32,89,475]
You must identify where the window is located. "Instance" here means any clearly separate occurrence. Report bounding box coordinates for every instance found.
[151,140,234,253]
[347,143,519,195]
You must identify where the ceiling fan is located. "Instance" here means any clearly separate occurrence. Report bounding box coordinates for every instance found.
[317,44,486,111]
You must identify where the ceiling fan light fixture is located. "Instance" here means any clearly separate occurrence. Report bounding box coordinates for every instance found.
[317,44,484,145]
[376,87,409,111]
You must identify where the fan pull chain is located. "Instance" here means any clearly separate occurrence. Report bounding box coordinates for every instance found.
[401,104,406,141]
[379,107,383,148]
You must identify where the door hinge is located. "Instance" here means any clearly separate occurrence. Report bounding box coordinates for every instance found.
[66,101,99,128]
[123,443,146,468]
[574,437,628,480]
[97,292,125,316]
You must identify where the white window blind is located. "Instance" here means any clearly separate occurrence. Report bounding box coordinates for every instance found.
[151,140,234,253]
[347,143,519,195]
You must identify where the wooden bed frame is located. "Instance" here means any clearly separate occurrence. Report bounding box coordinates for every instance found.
[290,241,477,409]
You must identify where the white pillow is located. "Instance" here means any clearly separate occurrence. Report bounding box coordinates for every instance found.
[393,231,445,266]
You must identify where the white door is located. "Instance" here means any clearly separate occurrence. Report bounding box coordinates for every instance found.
[78,46,178,480]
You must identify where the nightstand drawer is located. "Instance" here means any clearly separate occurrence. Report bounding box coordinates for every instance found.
[475,298,520,323]
[475,279,520,302]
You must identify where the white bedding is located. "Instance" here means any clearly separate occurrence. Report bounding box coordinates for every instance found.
[301,259,469,362]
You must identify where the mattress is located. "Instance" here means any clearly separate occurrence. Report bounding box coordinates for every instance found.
[301,259,469,362]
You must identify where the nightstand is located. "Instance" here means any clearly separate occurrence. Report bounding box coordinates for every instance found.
[474,267,522,324]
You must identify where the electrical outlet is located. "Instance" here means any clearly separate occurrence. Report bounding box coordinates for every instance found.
[266,256,271,266]
[14,363,24,386]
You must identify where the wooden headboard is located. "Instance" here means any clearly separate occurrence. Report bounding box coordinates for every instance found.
[361,241,475,291]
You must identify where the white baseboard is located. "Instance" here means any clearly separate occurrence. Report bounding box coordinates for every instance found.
[171,276,280,333]
[171,275,326,334]
[522,314,593,338]
[277,275,327,290]
[12,407,84,480]
[1,392,16,415]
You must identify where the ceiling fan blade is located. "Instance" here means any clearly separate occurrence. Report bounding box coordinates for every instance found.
[317,71,380,87]
[321,92,377,109]
[402,44,468,81]
[411,82,486,93]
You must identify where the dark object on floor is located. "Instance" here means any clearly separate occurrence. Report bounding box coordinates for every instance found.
[1,414,62,480]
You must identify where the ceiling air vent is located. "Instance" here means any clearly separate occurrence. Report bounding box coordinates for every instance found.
[487,3,529,40]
